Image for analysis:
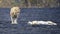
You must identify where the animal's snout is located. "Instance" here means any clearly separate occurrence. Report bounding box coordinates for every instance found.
[12,15,17,18]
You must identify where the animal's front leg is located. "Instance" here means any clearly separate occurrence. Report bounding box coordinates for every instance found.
[11,17,14,24]
[14,18,18,24]
[11,17,17,24]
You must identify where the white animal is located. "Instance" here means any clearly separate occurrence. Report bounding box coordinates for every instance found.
[10,7,20,24]
[28,21,57,25]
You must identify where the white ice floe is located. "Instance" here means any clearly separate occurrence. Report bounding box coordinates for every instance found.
[28,21,57,25]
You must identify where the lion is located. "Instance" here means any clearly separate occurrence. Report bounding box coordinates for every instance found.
[10,7,20,24]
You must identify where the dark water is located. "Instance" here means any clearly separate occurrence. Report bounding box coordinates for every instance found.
[0,8,60,34]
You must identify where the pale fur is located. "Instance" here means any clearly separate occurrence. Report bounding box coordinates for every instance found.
[28,21,57,25]
[10,7,20,24]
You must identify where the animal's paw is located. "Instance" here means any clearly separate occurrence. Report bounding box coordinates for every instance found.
[11,21,18,24]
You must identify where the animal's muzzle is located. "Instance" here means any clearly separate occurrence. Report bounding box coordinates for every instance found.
[12,15,17,18]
